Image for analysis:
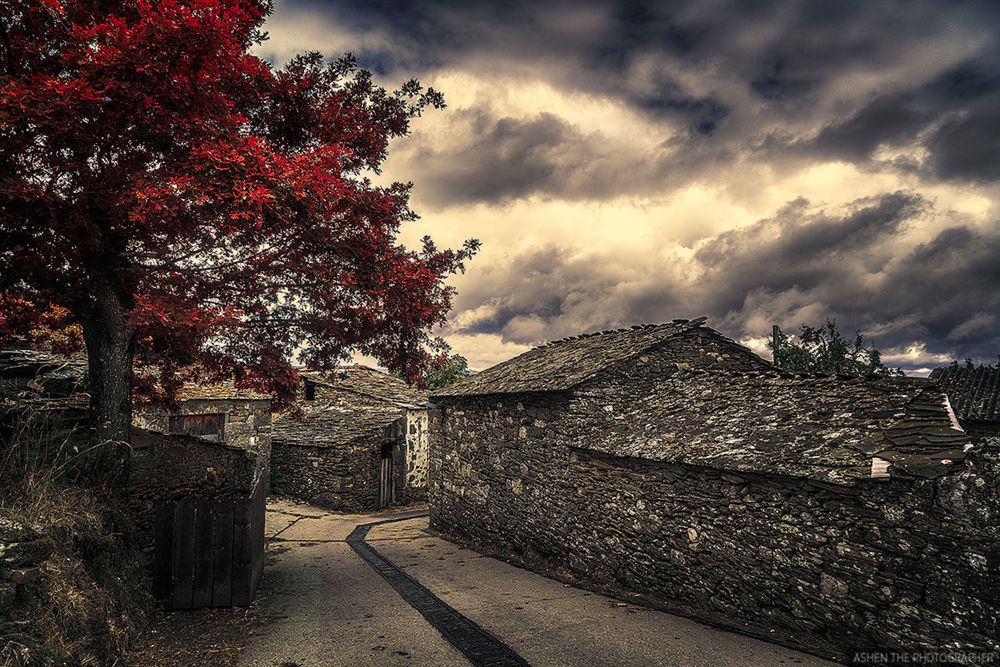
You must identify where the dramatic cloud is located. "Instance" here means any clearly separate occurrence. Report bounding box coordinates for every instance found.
[439,193,1000,371]
[257,0,1000,371]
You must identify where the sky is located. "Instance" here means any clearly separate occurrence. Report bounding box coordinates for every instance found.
[253,0,1000,375]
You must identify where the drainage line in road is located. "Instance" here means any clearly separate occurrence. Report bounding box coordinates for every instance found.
[347,513,531,667]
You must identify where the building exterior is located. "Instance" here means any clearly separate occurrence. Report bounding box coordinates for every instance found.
[0,348,272,573]
[429,319,998,656]
[133,384,272,460]
[1,347,273,467]
[928,365,1000,442]
[271,365,429,511]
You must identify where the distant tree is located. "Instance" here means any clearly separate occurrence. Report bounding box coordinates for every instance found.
[0,0,477,478]
[424,353,472,390]
[768,320,903,376]
[391,337,472,389]
[948,357,999,370]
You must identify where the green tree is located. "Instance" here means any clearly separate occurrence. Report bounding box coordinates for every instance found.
[391,337,472,389]
[425,353,472,390]
[768,320,903,376]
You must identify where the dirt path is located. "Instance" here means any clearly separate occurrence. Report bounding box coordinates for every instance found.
[237,499,833,667]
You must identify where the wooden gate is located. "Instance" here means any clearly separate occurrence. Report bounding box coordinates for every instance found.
[377,420,405,509]
[378,441,395,509]
[153,471,268,610]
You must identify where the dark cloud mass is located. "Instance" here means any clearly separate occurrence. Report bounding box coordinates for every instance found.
[453,194,1000,369]
[301,0,1000,146]
[268,0,1000,369]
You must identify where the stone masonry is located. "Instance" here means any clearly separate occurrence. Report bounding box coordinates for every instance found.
[429,320,1000,656]
[272,366,429,510]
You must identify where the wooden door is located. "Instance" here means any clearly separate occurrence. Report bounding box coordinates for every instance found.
[378,443,395,509]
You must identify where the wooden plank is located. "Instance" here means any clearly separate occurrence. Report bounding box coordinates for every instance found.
[379,457,389,509]
[152,501,174,602]
[231,498,254,606]
[171,501,196,610]
[212,500,235,607]
[251,471,267,593]
[191,500,216,608]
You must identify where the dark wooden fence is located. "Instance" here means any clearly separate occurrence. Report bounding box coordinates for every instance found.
[152,471,268,610]
[377,420,405,510]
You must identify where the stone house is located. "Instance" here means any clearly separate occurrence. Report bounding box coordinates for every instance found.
[928,365,1000,442]
[129,385,272,557]
[271,365,430,511]
[132,384,272,463]
[429,319,998,656]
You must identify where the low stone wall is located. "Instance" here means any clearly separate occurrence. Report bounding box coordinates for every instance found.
[128,429,256,561]
[429,395,1000,656]
[0,519,52,620]
[271,437,381,512]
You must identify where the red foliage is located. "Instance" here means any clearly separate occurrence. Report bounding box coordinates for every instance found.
[0,0,477,411]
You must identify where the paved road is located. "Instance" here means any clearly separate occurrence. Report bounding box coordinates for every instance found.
[239,500,834,667]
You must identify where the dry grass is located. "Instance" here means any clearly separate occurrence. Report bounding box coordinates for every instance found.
[0,403,150,666]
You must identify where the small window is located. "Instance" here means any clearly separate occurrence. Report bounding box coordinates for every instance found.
[305,381,316,401]
[169,413,224,440]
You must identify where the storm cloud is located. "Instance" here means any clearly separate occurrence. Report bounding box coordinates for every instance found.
[449,193,1000,369]
[258,0,1000,371]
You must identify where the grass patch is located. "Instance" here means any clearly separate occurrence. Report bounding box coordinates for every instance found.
[1,401,150,666]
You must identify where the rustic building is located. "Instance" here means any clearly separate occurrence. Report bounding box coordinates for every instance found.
[1,347,272,468]
[429,319,999,656]
[133,384,271,470]
[928,365,1000,442]
[0,348,88,398]
[0,349,272,569]
[271,365,429,511]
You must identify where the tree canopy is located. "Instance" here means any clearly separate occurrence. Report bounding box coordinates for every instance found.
[767,320,903,377]
[0,0,477,460]
[424,353,472,390]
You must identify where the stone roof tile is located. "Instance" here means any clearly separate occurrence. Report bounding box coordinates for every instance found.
[579,372,969,484]
[434,318,761,397]
[927,365,1000,423]
[302,365,426,406]
[272,399,403,447]
[177,383,269,401]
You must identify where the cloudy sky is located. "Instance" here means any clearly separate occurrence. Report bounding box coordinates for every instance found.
[255,0,1000,375]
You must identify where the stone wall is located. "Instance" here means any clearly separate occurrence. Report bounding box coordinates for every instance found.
[134,398,271,452]
[0,518,52,621]
[134,397,271,485]
[428,393,1000,656]
[128,429,256,561]
[404,409,429,499]
[271,434,383,512]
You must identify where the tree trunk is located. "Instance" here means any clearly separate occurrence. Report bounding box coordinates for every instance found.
[81,279,135,488]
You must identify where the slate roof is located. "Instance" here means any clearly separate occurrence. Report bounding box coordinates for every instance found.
[177,384,269,401]
[273,366,425,448]
[272,400,402,448]
[302,365,426,407]
[0,347,271,403]
[0,348,88,379]
[433,318,761,397]
[580,371,970,484]
[927,366,1000,424]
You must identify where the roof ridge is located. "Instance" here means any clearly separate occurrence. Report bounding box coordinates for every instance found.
[532,317,706,351]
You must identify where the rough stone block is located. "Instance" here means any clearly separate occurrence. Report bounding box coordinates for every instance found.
[0,581,15,609]
[1,539,53,568]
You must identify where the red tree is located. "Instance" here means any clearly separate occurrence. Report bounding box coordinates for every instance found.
[0,0,477,473]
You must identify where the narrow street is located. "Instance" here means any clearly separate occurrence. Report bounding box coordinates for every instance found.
[238,500,833,667]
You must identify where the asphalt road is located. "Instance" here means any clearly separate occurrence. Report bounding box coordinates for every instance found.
[238,500,834,667]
